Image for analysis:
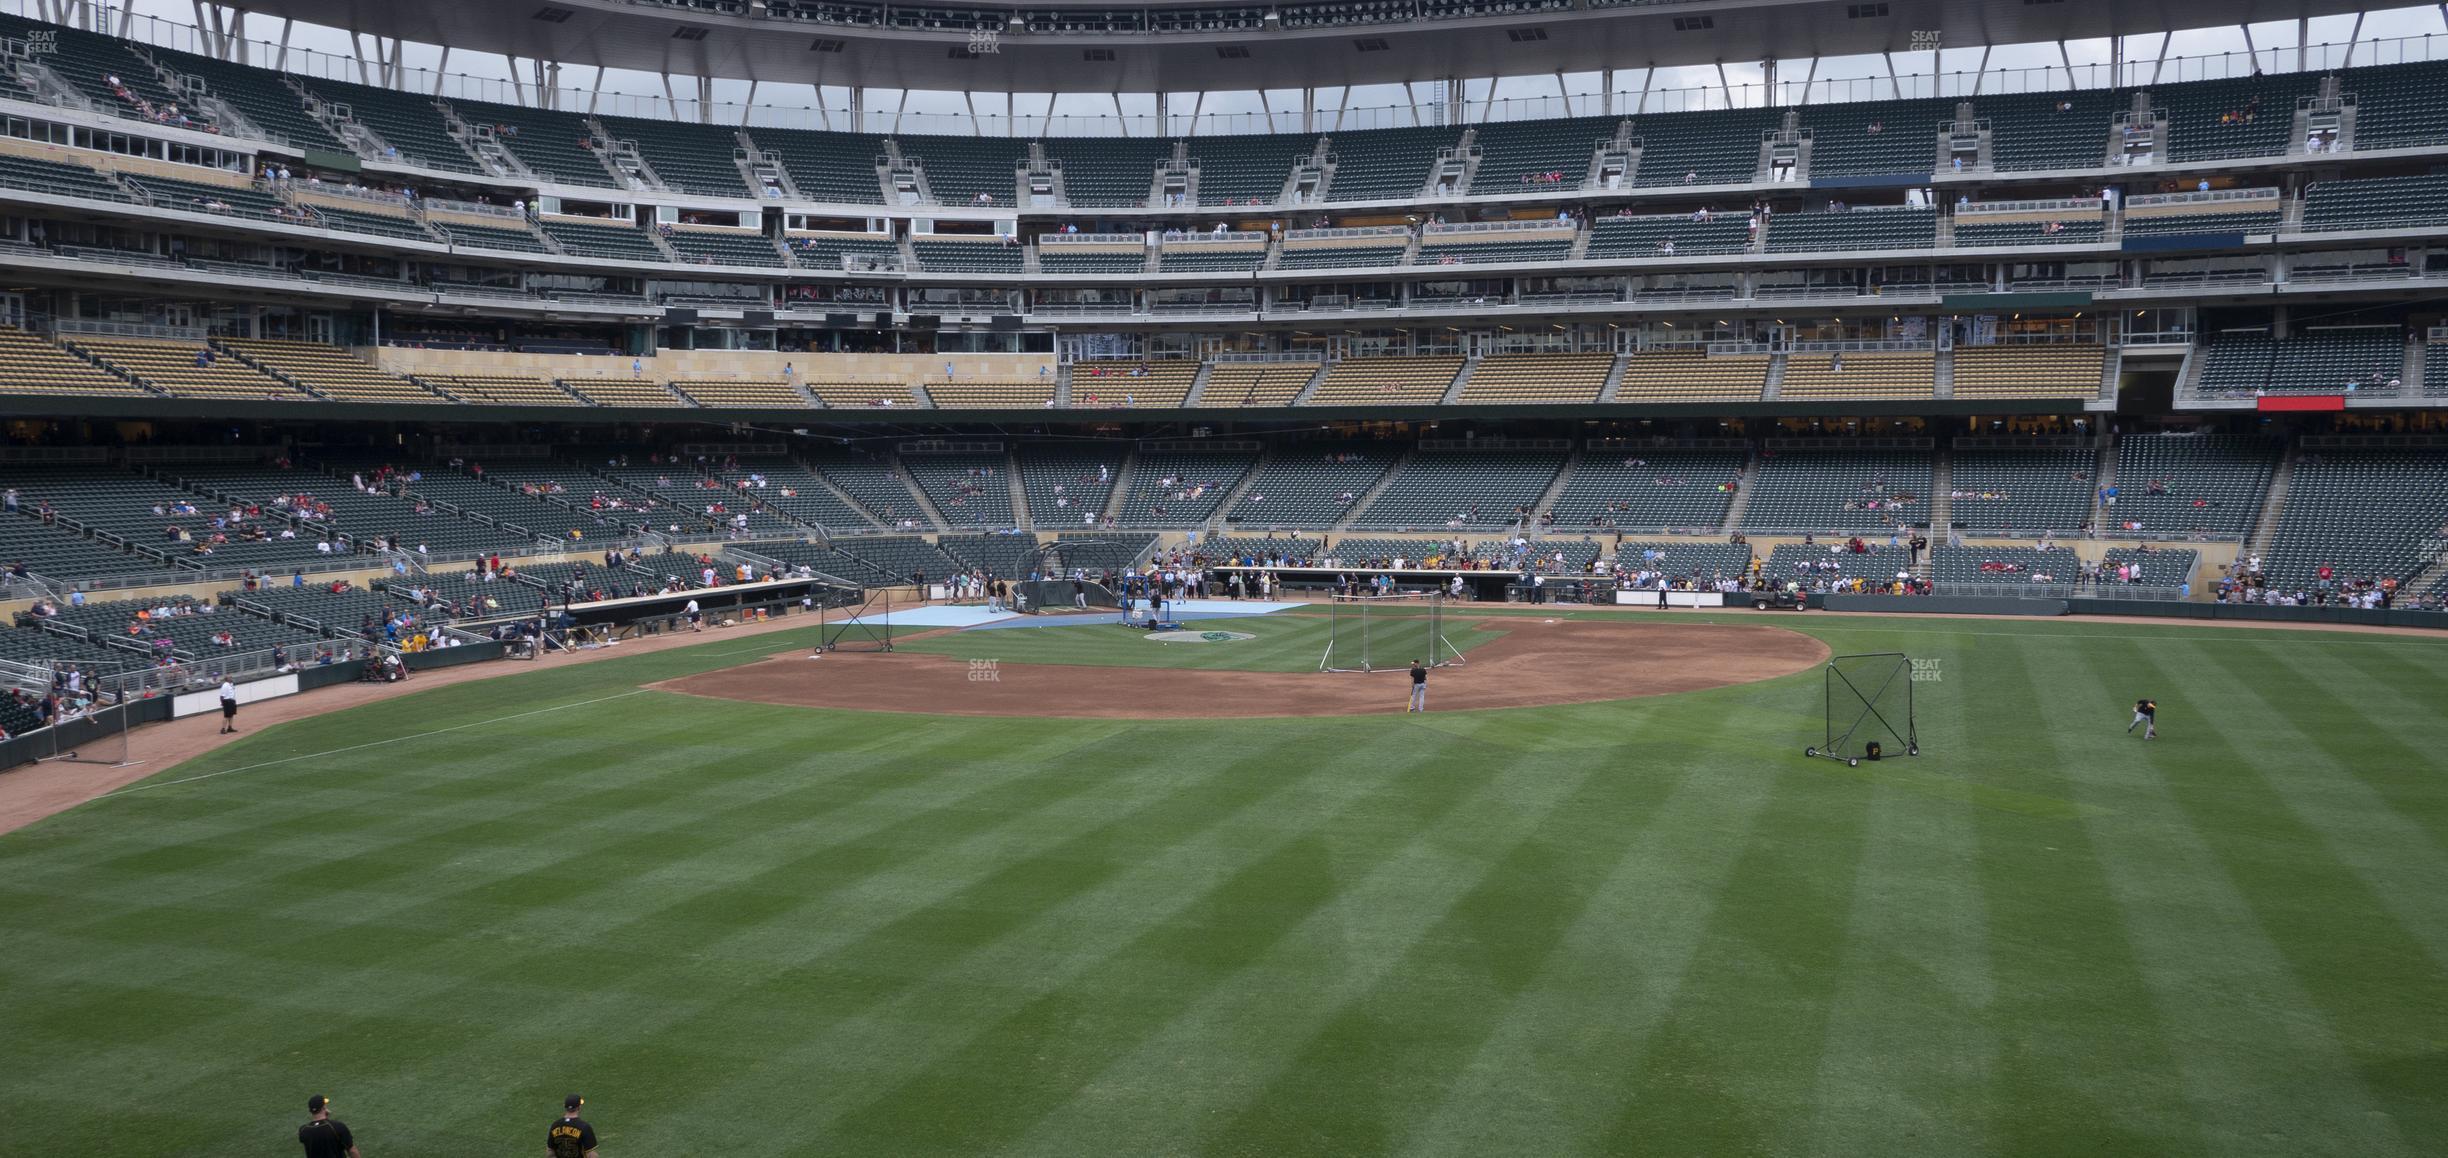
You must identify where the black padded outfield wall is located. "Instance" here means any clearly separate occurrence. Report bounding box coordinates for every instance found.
[1822,595,2070,616]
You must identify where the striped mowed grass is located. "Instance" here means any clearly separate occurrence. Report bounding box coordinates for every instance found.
[1,611,2444,1156]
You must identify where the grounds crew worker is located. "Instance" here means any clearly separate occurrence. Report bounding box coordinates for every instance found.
[549,1093,599,1158]
[298,1095,360,1158]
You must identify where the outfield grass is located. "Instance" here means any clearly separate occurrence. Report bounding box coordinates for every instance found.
[3,613,2446,1156]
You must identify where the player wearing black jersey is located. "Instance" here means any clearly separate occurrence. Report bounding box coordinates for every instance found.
[2127,698,2157,740]
[548,1094,598,1158]
[297,1095,359,1158]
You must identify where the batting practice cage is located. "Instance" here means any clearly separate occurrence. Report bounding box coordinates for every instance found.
[1318,593,1466,673]
[1806,652,1921,766]
[818,589,895,653]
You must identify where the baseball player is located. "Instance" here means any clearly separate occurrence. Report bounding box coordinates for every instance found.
[1408,659,1428,712]
[2126,698,2157,740]
[548,1093,598,1158]
[297,1095,359,1158]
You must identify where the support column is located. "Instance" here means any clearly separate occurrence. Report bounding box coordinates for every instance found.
[587,65,606,116]
[1601,67,1614,117]
[1761,57,1778,103]
[1443,74,1462,125]
[1301,86,1314,135]
[697,74,712,124]
[273,18,291,73]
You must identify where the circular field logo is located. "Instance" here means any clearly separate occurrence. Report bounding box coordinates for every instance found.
[1146,629,1256,644]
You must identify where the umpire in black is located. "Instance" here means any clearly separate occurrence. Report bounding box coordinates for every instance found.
[298,1095,360,1158]
[549,1093,600,1158]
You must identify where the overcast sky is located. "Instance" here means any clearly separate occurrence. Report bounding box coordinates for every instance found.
[89,1,2448,131]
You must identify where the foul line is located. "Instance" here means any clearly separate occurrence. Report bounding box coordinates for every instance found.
[101,689,654,798]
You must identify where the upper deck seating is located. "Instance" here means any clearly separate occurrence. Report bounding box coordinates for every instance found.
[596,115,753,198]
[452,98,619,188]
[1454,353,1612,404]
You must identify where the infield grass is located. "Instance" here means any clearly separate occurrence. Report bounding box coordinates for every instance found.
[2,611,2446,1156]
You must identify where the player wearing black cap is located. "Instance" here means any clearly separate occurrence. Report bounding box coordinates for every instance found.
[298,1095,360,1158]
[2127,698,2157,740]
[548,1094,599,1158]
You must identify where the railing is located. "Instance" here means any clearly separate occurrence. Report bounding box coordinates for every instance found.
[1956,197,2101,217]
[1207,351,1321,363]
[1704,341,1774,356]
[93,641,339,702]
[0,446,111,463]
[423,197,523,219]
[51,317,208,340]
[1787,339,1937,354]
[1417,437,1573,451]
[1284,225,1410,242]
[1422,219,1574,237]
[297,183,412,210]
[1159,230,1267,245]
[1588,436,1750,450]
[1039,232,1145,246]
[2125,186,2283,210]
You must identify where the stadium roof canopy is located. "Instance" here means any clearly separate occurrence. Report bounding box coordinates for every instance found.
[230,0,2381,95]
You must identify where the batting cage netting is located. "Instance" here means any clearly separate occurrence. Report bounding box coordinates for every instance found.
[1805,651,1920,766]
[818,589,895,654]
[1318,593,1465,673]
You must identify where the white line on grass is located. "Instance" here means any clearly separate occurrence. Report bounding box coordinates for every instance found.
[102,689,654,798]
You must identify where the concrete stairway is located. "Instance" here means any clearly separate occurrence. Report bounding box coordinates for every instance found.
[1005,449,1032,528]
[1926,448,1953,536]
[1719,449,1759,532]
[2241,442,2299,561]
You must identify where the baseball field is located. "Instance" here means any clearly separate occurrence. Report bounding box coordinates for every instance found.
[2,606,2445,1156]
